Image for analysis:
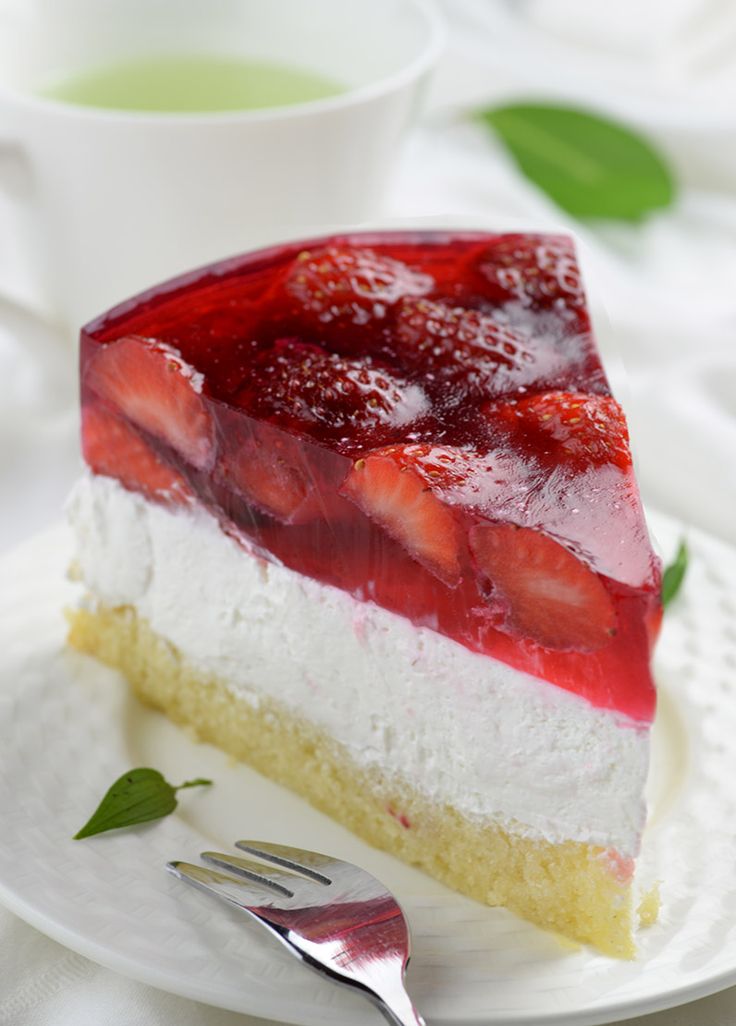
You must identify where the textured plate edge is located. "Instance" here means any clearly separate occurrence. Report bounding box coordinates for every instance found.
[4,865,736,1026]
[0,871,313,1024]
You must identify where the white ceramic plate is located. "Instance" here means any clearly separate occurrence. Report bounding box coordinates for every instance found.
[1,513,735,1026]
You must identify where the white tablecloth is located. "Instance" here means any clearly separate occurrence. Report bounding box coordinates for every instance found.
[2,1,735,1022]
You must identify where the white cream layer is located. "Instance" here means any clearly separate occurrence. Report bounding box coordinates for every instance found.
[68,474,650,856]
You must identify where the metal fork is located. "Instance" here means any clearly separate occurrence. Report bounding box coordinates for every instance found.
[166,840,425,1026]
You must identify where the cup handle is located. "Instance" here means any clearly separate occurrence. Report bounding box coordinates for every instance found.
[0,140,73,432]
[0,134,53,326]
[0,182,73,435]
[0,136,33,200]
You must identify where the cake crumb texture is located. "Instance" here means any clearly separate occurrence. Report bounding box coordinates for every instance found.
[68,602,638,957]
[637,883,661,928]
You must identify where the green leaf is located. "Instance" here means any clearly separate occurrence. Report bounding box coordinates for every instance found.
[477,102,675,221]
[74,768,212,839]
[662,540,688,608]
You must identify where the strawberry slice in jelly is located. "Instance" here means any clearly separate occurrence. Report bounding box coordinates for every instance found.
[469,522,618,651]
[80,230,661,721]
[341,445,462,586]
[215,418,352,526]
[84,335,215,470]
[216,429,316,524]
[82,403,192,506]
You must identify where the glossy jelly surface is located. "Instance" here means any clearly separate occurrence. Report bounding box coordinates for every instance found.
[80,231,661,720]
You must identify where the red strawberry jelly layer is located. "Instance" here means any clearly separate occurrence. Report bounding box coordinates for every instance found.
[80,231,661,722]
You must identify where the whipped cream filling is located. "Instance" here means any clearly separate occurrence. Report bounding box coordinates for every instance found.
[68,474,650,856]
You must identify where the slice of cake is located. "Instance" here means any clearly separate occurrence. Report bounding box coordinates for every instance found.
[67,231,662,956]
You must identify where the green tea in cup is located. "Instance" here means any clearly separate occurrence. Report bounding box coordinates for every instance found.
[40,54,343,112]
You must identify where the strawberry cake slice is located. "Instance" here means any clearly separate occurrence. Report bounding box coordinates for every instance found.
[67,232,661,956]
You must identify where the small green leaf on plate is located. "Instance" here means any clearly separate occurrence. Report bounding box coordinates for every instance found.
[477,102,675,221]
[662,539,688,608]
[73,768,212,839]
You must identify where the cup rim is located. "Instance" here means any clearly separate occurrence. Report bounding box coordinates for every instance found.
[0,0,444,124]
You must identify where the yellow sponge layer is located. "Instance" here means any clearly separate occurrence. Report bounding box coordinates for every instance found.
[68,602,636,956]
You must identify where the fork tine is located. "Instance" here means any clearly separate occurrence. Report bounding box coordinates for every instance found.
[200,851,294,896]
[234,840,333,885]
[165,861,285,911]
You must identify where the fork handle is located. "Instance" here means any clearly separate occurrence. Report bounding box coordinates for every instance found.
[375,985,426,1026]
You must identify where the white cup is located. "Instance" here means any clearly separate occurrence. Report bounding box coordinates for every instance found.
[0,0,443,335]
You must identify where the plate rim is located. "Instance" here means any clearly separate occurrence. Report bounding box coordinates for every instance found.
[3,868,736,1026]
